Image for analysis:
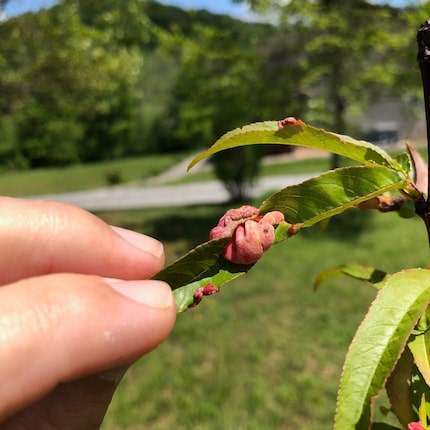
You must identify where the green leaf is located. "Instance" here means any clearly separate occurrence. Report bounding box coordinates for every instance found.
[411,367,430,424]
[393,151,412,177]
[409,329,430,387]
[335,268,430,430]
[370,424,403,430]
[385,347,416,428]
[314,263,389,291]
[259,166,407,227]
[419,393,427,429]
[188,120,401,171]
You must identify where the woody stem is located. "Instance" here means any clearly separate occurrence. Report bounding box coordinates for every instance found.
[416,20,430,240]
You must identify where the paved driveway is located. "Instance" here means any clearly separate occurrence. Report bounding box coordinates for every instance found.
[29,173,317,211]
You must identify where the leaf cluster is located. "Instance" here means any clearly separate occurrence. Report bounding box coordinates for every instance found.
[154,118,430,429]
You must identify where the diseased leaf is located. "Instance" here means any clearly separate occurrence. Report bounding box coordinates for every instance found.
[259,166,408,227]
[154,223,290,313]
[154,166,405,313]
[188,120,402,172]
[314,263,389,291]
[152,237,249,290]
[173,268,247,313]
[334,269,430,430]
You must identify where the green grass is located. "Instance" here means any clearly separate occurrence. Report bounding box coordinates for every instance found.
[0,153,186,196]
[98,204,429,430]
[0,152,327,196]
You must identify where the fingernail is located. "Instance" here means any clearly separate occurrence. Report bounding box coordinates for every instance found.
[110,226,164,258]
[109,280,174,310]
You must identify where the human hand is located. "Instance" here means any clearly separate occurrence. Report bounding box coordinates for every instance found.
[0,197,176,429]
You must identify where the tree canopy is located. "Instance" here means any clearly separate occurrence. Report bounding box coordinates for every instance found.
[0,0,426,168]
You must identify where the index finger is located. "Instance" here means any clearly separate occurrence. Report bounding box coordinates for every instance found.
[0,197,165,285]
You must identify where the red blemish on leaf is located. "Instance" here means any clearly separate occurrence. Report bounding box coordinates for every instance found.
[288,223,301,236]
[202,283,219,295]
[277,117,304,130]
[189,283,220,308]
[209,206,285,265]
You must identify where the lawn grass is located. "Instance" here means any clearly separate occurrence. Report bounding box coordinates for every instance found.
[0,153,186,197]
[98,203,429,430]
[0,152,328,195]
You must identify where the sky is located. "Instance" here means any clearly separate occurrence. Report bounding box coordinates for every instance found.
[3,0,412,20]
[3,0,258,20]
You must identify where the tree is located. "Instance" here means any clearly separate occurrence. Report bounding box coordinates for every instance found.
[0,2,143,166]
[235,0,425,167]
[61,0,154,47]
[212,146,265,202]
[164,24,273,200]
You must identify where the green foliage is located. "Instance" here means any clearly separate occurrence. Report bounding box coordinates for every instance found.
[237,0,423,134]
[335,269,430,429]
[188,119,401,170]
[167,24,269,151]
[63,0,154,47]
[0,1,425,169]
[0,3,143,166]
[0,153,186,196]
[0,1,285,167]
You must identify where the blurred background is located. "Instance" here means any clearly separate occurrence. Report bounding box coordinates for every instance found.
[1,0,430,428]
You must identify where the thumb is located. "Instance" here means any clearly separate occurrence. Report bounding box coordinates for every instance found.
[0,273,176,420]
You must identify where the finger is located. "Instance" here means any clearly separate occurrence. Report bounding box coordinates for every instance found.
[0,197,165,284]
[3,372,129,430]
[0,273,176,421]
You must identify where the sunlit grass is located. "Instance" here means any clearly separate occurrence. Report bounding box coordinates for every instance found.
[0,153,187,196]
